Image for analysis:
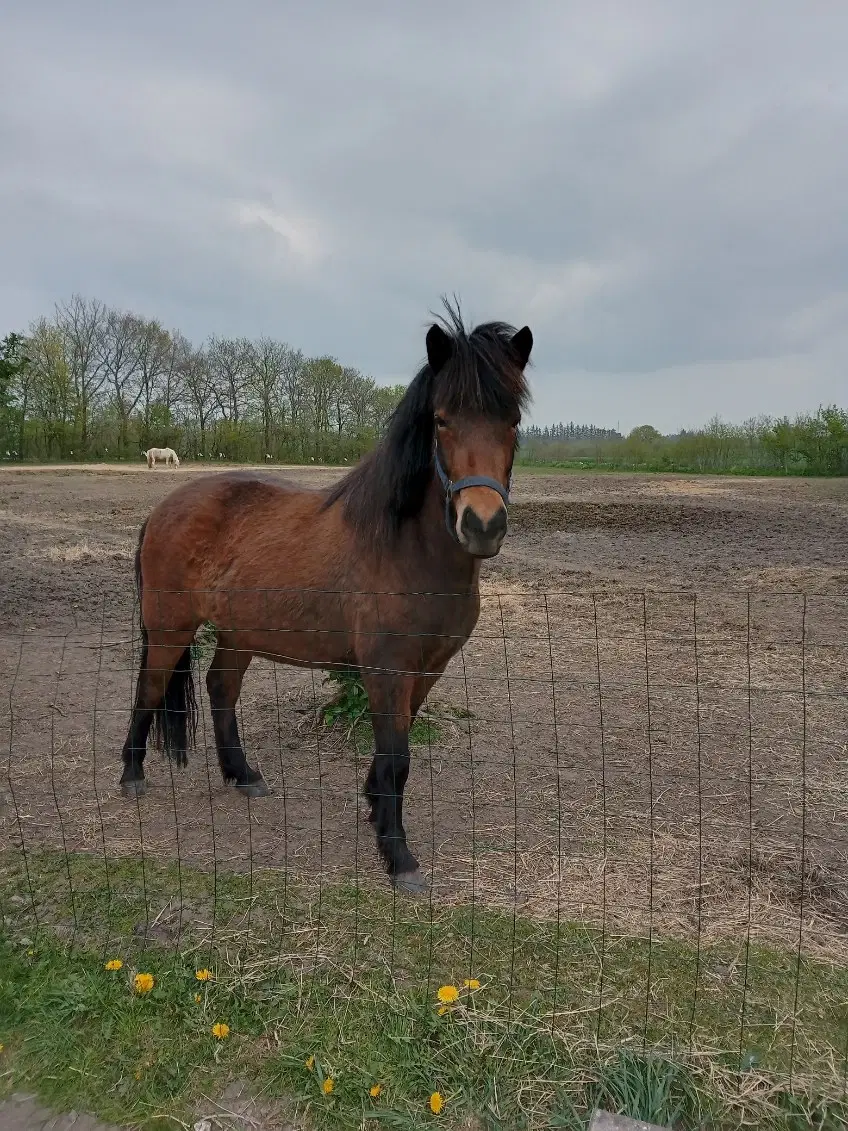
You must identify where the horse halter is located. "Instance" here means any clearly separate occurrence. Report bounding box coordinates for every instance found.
[433,444,512,540]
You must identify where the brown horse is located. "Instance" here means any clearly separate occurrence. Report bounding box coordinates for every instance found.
[119,306,533,893]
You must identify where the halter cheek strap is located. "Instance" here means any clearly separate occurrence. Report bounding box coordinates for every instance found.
[434,446,512,538]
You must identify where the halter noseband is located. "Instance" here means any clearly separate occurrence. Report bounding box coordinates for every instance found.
[433,445,512,539]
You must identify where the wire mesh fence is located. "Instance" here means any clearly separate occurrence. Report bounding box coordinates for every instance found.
[1,586,847,1124]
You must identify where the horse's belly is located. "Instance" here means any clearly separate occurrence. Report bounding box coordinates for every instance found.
[251,630,356,669]
[208,588,355,668]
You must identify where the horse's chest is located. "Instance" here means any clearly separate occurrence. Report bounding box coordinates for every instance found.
[350,587,479,670]
[415,599,479,664]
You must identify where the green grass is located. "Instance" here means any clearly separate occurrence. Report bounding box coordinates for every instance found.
[1,850,847,1128]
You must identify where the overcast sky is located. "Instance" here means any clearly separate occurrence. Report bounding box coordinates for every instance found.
[2,1,847,432]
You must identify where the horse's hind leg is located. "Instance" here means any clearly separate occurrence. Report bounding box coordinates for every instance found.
[206,636,269,798]
[120,635,194,797]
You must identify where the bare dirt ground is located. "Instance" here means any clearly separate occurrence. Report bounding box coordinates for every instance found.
[1,464,847,963]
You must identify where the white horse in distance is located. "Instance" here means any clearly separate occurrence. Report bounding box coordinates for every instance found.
[143,447,180,469]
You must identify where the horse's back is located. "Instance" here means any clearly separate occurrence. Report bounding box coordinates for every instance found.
[147,469,314,525]
[141,470,329,587]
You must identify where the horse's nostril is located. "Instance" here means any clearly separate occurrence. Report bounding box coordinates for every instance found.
[461,506,507,540]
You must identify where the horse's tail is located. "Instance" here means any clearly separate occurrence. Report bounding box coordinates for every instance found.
[134,519,197,766]
[152,648,197,767]
[134,518,148,666]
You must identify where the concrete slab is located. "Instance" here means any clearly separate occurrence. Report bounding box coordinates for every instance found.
[589,1111,671,1131]
[0,1094,121,1131]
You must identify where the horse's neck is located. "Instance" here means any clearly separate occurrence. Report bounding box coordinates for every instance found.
[405,477,481,593]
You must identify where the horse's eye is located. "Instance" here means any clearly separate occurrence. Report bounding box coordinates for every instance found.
[434,415,448,430]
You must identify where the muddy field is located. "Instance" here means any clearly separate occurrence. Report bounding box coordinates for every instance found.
[1,464,847,962]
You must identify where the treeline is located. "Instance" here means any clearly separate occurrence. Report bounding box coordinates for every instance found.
[0,296,406,463]
[522,422,622,442]
[2,297,847,475]
[518,414,848,475]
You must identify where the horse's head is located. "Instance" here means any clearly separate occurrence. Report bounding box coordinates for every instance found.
[324,306,533,555]
[425,316,533,558]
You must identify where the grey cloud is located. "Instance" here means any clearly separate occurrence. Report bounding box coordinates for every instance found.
[2,1,847,429]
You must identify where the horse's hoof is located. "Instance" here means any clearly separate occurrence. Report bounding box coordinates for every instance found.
[392,870,428,895]
[236,779,271,798]
[121,779,147,798]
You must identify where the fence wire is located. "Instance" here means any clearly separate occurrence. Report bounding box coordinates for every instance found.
[1,586,847,1114]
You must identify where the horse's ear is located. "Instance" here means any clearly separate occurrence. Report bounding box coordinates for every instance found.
[426,324,453,374]
[511,326,533,369]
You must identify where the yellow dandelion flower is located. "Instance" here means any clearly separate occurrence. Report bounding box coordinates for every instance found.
[369,1084,382,1098]
[322,1077,334,1095]
[211,1022,230,1039]
[195,968,213,981]
[194,993,202,1003]
[134,1069,142,1081]
[133,972,155,995]
[437,1005,449,1016]
[305,1055,315,1070]
[436,984,459,1004]
[430,1091,444,1115]
[463,978,481,990]
[104,959,123,971]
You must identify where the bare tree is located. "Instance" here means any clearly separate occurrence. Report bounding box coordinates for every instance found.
[246,337,290,456]
[340,368,377,435]
[207,337,251,424]
[303,356,344,454]
[134,318,174,443]
[181,346,216,457]
[157,331,190,423]
[276,346,306,449]
[54,295,108,448]
[97,309,145,453]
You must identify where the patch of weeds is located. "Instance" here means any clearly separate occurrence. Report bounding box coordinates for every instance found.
[190,620,217,667]
[322,667,369,737]
[321,667,442,749]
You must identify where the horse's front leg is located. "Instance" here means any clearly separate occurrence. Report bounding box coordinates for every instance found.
[361,671,426,894]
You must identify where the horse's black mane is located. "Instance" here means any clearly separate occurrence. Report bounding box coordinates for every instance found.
[324,302,531,547]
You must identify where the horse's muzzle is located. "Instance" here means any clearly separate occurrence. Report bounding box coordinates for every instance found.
[458,504,508,558]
